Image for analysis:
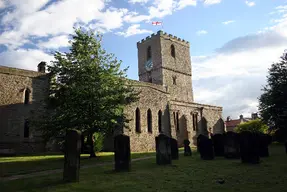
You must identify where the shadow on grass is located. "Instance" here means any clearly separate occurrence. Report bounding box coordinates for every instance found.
[0,150,161,177]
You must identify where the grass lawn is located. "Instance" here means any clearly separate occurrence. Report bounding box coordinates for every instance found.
[1,145,287,192]
[0,150,162,177]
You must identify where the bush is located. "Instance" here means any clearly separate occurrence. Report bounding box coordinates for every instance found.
[234,119,269,134]
[93,132,105,153]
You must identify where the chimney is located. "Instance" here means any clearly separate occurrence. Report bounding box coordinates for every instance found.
[227,116,230,121]
[37,61,46,73]
[251,113,258,120]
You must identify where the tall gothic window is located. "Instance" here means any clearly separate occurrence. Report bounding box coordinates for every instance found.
[24,119,29,138]
[147,46,152,60]
[147,109,152,133]
[171,44,175,58]
[24,88,30,104]
[192,113,198,131]
[158,110,162,133]
[176,112,179,132]
[135,108,141,133]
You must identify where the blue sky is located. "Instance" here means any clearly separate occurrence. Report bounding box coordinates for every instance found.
[0,0,287,119]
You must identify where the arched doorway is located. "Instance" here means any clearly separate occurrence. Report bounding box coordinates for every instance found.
[177,115,188,147]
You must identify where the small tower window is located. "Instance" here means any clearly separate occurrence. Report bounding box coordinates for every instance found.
[176,112,179,132]
[158,110,162,133]
[171,44,175,58]
[24,88,31,104]
[24,119,29,138]
[172,76,177,85]
[135,108,141,133]
[147,46,152,60]
[147,109,152,133]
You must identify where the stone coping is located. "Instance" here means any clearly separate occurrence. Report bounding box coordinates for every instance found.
[0,65,46,78]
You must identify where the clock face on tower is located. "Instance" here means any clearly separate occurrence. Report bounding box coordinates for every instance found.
[145,59,153,71]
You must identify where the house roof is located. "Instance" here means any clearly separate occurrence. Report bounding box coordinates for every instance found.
[225,119,242,127]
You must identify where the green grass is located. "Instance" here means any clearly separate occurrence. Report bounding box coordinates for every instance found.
[1,145,286,192]
[0,150,159,177]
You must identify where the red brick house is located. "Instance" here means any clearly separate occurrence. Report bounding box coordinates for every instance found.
[225,113,258,132]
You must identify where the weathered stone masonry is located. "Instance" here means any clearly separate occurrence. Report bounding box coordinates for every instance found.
[0,30,224,153]
[0,63,49,153]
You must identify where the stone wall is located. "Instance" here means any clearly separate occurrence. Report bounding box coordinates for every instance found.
[0,65,49,153]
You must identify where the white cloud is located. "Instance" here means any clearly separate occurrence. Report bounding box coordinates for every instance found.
[116,24,152,37]
[196,30,208,35]
[245,1,255,7]
[202,0,222,6]
[176,0,197,10]
[0,0,6,9]
[0,49,54,70]
[192,4,287,119]
[38,35,70,49]
[222,20,235,25]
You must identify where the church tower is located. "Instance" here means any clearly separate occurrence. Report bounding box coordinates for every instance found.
[137,30,194,102]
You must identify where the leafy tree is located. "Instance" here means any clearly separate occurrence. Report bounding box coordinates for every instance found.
[258,52,287,141]
[33,28,139,157]
[234,119,269,134]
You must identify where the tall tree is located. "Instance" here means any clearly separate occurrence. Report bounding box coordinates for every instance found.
[34,28,139,157]
[258,51,287,141]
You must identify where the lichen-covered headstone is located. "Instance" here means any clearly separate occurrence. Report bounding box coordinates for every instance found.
[114,134,131,172]
[183,139,192,156]
[63,130,81,183]
[156,134,172,165]
[170,138,179,160]
[212,134,225,156]
[239,131,260,164]
[223,132,240,159]
[197,134,214,160]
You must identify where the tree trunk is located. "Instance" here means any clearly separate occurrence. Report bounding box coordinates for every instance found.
[88,133,96,158]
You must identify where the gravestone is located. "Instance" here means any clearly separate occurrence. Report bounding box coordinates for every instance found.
[239,131,260,164]
[114,134,131,172]
[224,132,240,159]
[183,139,192,156]
[258,133,272,157]
[170,138,179,160]
[197,134,214,160]
[212,134,225,156]
[156,134,172,165]
[63,130,82,182]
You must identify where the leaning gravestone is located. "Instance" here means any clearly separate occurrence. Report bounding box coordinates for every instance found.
[212,134,225,156]
[239,131,260,164]
[183,139,192,156]
[156,134,172,165]
[63,130,82,183]
[197,135,214,160]
[170,138,179,160]
[223,132,240,159]
[258,133,272,157]
[114,134,131,172]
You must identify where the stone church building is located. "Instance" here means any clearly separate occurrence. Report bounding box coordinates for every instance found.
[0,30,224,154]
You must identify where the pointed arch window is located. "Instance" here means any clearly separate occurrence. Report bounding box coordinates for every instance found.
[147,109,152,133]
[24,88,31,104]
[176,112,179,132]
[171,44,175,58]
[147,46,152,60]
[135,108,141,133]
[158,110,162,133]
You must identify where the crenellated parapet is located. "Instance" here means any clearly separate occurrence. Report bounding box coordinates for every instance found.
[137,30,190,47]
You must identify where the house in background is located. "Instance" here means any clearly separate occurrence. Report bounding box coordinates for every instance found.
[225,113,259,132]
